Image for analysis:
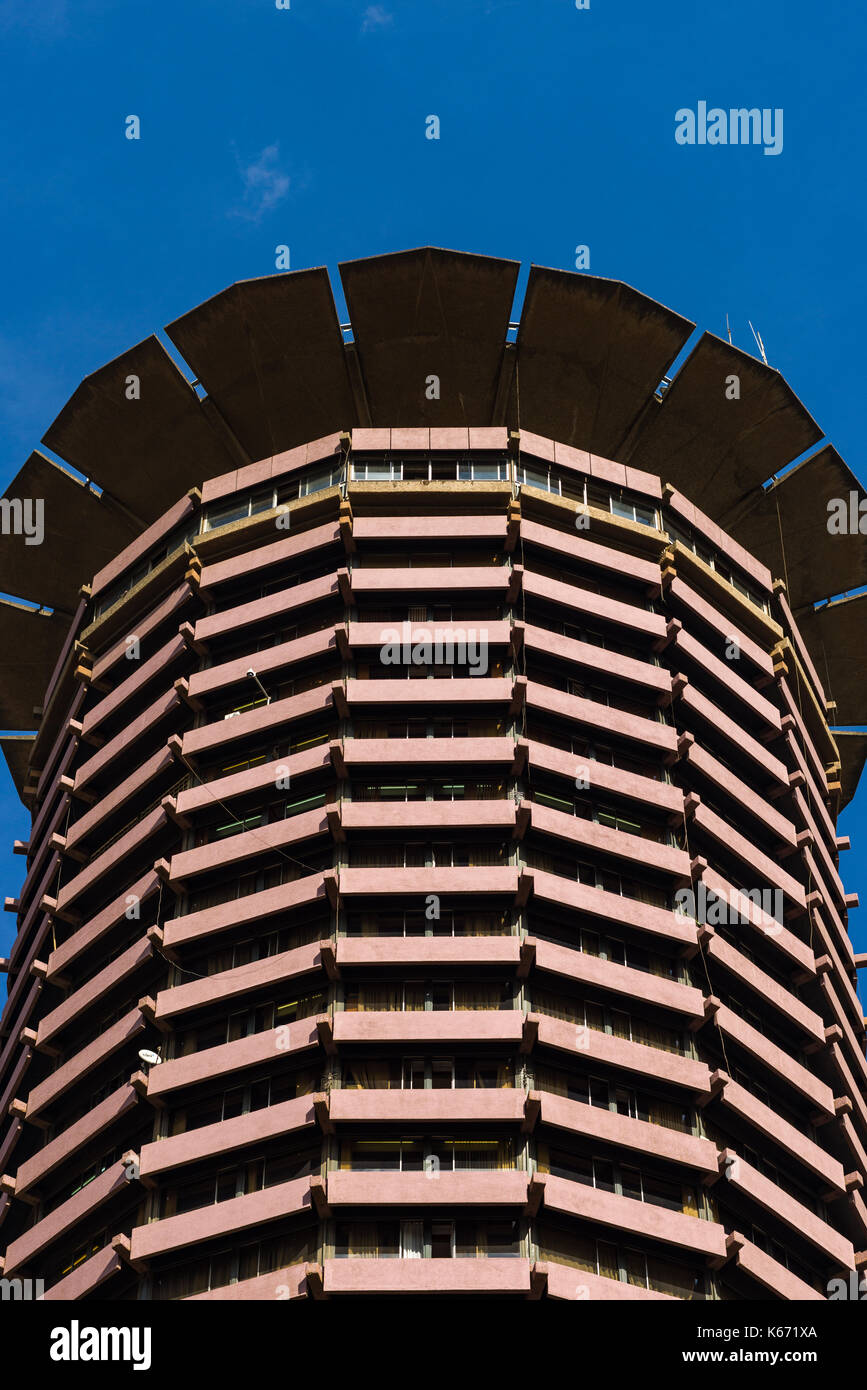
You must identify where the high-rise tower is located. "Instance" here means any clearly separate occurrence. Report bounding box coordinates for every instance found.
[1,250,864,1301]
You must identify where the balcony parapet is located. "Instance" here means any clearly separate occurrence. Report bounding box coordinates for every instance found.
[129,1175,313,1265]
[717,1148,855,1270]
[725,1231,825,1300]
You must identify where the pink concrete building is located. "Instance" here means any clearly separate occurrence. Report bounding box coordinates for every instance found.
[0,248,865,1301]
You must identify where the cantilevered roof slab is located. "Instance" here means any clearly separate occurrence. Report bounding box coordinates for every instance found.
[628,334,823,520]
[0,453,139,613]
[796,592,867,728]
[515,268,693,457]
[836,731,867,811]
[42,337,235,526]
[167,269,354,462]
[0,734,35,805]
[340,248,519,427]
[0,601,65,729]
[727,447,867,609]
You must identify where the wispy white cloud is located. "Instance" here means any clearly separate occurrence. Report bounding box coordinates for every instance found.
[361,5,393,33]
[229,143,291,222]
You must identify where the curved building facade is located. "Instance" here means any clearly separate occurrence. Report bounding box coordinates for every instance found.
[0,249,865,1302]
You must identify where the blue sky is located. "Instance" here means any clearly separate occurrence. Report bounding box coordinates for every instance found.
[1,0,865,982]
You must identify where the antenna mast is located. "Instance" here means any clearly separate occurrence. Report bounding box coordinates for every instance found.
[748,320,768,365]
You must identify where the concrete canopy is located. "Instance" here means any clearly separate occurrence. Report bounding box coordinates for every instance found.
[167,268,355,463]
[0,735,35,805]
[42,336,236,526]
[340,247,519,428]
[514,267,694,458]
[797,592,867,728]
[627,333,823,521]
[836,731,867,812]
[0,453,139,613]
[0,600,67,729]
[726,447,867,609]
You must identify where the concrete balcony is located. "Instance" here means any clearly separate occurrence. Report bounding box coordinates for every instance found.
[83,632,189,739]
[323,1256,533,1296]
[2,1158,133,1277]
[199,519,341,590]
[154,941,326,1023]
[712,1071,846,1196]
[349,565,510,597]
[725,1231,824,1301]
[91,579,194,687]
[666,624,781,732]
[193,571,340,646]
[146,1018,323,1102]
[540,1173,728,1263]
[26,1008,147,1120]
[527,802,690,881]
[338,799,517,839]
[543,1261,675,1300]
[533,1013,711,1097]
[337,937,521,970]
[176,742,332,818]
[37,937,155,1051]
[181,685,333,762]
[664,489,773,593]
[340,735,515,773]
[785,730,837,841]
[521,569,665,642]
[344,676,514,709]
[75,688,182,793]
[678,683,788,790]
[520,516,662,587]
[66,744,176,853]
[701,931,823,1045]
[336,866,520,900]
[326,1170,530,1209]
[531,937,704,1021]
[690,801,805,909]
[15,1083,140,1197]
[677,736,796,847]
[351,510,506,544]
[711,1003,835,1118]
[665,576,774,677]
[537,1091,718,1177]
[526,681,677,756]
[191,627,339,703]
[186,1260,311,1300]
[130,1176,313,1264]
[805,853,855,969]
[328,1089,528,1127]
[92,493,196,601]
[47,868,161,982]
[334,1010,524,1048]
[528,869,697,950]
[697,866,814,977]
[779,678,835,791]
[523,738,683,816]
[139,1095,316,1179]
[168,806,329,888]
[42,1243,124,1301]
[718,1149,855,1270]
[827,1041,867,1140]
[811,909,864,1033]
[162,872,333,951]
[55,806,168,917]
[818,974,867,1095]
[518,622,671,697]
[348,619,512,656]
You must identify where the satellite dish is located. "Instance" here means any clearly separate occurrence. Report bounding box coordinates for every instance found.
[138,1048,162,1067]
